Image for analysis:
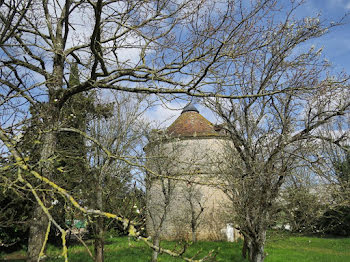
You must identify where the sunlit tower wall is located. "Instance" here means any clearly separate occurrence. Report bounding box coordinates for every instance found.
[145,104,232,241]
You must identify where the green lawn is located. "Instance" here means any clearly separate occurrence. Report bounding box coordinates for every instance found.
[1,234,349,261]
[265,235,350,262]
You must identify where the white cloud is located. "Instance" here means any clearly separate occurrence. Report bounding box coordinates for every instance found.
[147,106,177,128]
[146,100,185,128]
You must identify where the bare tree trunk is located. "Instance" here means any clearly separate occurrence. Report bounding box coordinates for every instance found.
[27,117,57,262]
[242,237,248,259]
[248,241,265,262]
[27,204,49,262]
[151,236,160,262]
[191,206,197,243]
[188,189,203,243]
[191,229,197,243]
[94,216,104,262]
[94,182,104,262]
[244,230,266,262]
[250,247,264,262]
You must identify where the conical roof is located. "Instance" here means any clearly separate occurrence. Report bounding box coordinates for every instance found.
[167,105,219,137]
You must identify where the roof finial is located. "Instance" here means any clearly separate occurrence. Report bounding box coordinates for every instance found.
[181,103,199,114]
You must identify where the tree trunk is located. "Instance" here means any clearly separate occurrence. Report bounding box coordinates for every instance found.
[191,218,197,243]
[151,236,160,262]
[27,116,57,262]
[94,216,104,262]
[250,247,265,262]
[242,237,248,259]
[27,204,49,262]
[94,182,104,262]
[191,230,197,243]
[248,240,265,262]
[243,230,266,262]
[191,208,196,242]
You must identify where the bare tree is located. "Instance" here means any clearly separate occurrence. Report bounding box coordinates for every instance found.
[86,92,150,262]
[145,135,179,262]
[0,0,32,45]
[205,8,350,262]
[210,80,349,262]
[183,181,205,243]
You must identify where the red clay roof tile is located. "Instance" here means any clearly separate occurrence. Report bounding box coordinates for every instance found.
[166,111,219,137]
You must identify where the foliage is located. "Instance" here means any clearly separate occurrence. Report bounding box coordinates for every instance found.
[333,148,350,201]
[278,182,325,234]
[0,189,32,252]
[0,113,41,251]
[55,63,93,190]
[316,206,350,237]
[314,148,350,236]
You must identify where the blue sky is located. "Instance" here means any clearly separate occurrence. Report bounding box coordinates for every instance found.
[147,0,350,127]
[301,0,350,71]
[1,0,348,129]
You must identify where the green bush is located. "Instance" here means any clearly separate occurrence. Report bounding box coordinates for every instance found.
[317,206,350,236]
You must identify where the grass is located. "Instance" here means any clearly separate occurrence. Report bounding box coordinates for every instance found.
[1,233,349,261]
[265,234,350,262]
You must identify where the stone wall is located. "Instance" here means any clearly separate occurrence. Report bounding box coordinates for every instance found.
[145,136,233,241]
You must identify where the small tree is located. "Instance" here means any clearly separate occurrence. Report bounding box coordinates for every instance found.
[333,148,350,201]
[279,173,325,233]
[183,182,205,243]
[316,147,350,236]
[85,92,150,262]
[145,135,179,262]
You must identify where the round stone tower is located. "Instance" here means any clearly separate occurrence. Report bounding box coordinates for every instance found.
[145,104,231,241]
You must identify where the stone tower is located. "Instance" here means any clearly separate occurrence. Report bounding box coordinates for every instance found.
[145,104,233,241]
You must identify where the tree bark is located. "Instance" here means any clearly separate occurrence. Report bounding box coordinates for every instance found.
[191,229,197,243]
[250,246,265,262]
[244,230,266,262]
[27,204,49,262]
[27,104,59,262]
[94,181,104,262]
[151,236,160,262]
[191,205,197,242]
[242,237,248,259]
[94,216,104,262]
[248,240,265,262]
